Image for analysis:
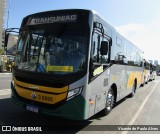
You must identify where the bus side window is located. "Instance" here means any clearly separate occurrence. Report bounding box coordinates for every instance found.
[90,32,109,79]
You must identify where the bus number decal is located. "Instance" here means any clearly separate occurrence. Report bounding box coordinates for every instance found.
[38,95,53,102]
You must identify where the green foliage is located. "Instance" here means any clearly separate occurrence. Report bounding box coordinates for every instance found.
[0,49,4,55]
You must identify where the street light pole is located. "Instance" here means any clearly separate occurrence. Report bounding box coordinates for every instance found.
[3,0,11,72]
[7,0,11,29]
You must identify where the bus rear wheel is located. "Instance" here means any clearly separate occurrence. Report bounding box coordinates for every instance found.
[129,81,136,97]
[101,87,115,116]
[141,77,145,87]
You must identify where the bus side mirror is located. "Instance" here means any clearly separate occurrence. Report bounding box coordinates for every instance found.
[4,28,19,56]
[100,41,108,55]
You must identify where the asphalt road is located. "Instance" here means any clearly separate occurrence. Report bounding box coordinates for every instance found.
[0,73,160,134]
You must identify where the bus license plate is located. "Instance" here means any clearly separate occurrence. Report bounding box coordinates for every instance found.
[26,105,39,113]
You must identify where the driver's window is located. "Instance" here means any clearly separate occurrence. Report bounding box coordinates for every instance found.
[91,32,105,78]
[92,33,100,64]
[90,31,110,79]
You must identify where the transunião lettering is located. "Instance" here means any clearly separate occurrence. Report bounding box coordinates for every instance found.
[29,15,77,25]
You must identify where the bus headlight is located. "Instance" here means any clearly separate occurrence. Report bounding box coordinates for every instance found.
[67,87,83,101]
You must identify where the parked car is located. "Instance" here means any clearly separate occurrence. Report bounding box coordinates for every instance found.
[156,70,160,76]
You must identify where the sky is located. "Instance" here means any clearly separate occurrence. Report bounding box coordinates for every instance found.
[4,0,160,63]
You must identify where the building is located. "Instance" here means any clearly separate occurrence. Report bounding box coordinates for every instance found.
[0,0,6,49]
[154,60,158,66]
[149,60,153,64]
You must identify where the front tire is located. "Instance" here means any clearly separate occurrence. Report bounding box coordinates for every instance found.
[101,87,115,116]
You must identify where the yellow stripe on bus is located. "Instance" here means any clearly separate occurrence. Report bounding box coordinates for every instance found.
[127,71,143,89]
[14,78,68,93]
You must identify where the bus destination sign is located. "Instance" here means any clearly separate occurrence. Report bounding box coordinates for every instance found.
[29,14,77,25]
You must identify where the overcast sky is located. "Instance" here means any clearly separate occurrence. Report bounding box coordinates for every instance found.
[5,0,160,63]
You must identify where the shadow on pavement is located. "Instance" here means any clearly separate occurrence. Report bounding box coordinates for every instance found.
[0,98,92,132]
[0,95,130,132]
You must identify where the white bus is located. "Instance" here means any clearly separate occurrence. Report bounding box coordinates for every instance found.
[150,63,156,80]
[143,59,151,84]
[5,9,144,120]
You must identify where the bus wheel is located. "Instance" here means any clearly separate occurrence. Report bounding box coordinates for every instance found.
[101,87,115,116]
[141,78,145,87]
[129,82,136,97]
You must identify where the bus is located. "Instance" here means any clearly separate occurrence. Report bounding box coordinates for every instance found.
[150,63,156,80]
[143,59,151,84]
[4,9,144,120]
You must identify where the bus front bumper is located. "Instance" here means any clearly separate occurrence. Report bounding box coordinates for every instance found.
[11,82,86,120]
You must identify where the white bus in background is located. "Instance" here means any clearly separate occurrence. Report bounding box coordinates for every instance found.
[5,9,144,120]
[150,63,156,80]
[143,59,151,84]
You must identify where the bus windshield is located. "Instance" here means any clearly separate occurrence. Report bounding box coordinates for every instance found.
[14,24,89,74]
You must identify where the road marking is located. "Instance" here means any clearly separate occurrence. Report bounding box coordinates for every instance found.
[0,73,11,75]
[0,73,12,78]
[0,89,11,96]
[121,81,159,134]
[0,80,11,82]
